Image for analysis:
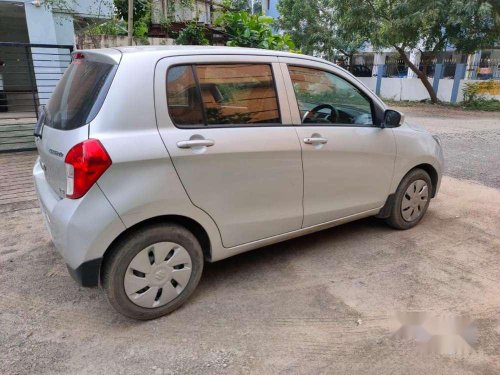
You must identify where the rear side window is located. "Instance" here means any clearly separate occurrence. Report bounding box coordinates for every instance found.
[166,65,204,127]
[45,59,115,130]
[166,63,281,127]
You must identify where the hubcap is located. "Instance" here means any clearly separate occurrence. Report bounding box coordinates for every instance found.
[401,179,429,222]
[124,242,192,308]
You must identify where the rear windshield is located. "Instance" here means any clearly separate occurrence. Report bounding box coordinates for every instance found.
[45,59,115,130]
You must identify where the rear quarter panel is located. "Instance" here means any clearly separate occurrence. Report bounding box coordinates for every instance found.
[89,52,224,259]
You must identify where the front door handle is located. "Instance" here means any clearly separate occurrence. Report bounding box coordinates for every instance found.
[303,137,328,145]
[177,139,215,149]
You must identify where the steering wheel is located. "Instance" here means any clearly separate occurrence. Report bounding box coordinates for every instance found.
[302,104,339,124]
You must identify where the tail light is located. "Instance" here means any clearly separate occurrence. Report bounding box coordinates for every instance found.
[65,139,111,199]
[72,52,85,65]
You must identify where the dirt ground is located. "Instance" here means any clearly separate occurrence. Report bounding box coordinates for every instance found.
[0,106,499,374]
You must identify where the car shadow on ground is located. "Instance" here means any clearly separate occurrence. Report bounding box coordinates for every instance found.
[196,216,391,295]
[16,212,416,327]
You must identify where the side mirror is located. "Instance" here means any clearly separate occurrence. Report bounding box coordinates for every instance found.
[382,109,404,128]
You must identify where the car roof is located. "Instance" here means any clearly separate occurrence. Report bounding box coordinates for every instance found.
[115,45,307,58]
[81,45,333,66]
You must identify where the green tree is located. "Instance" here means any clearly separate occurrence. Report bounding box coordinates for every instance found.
[176,22,209,45]
[334,0,499,103]
[114,0,151,39]
[216,9,296,51]
[277,0,365,62]
[114,0,149,20]
[226,0,263,14]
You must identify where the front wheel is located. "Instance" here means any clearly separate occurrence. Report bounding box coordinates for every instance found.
[385,169,432,230]
[102,223,204,320]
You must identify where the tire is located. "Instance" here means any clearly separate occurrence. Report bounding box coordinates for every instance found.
[385,169,432,230]
[102,223,204,320]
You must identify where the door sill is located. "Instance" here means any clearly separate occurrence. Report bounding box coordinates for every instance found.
[211,207,381,261]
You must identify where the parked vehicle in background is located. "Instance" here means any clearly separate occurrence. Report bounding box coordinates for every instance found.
[33,46,443,320]
[477,66,493,80]
[419,63,435,77]
[349,64,373,77]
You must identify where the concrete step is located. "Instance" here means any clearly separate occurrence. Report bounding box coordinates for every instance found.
[1,91,38,113]
[0,122,36,152]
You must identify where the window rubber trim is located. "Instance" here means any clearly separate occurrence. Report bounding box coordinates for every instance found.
[191,64,209,127]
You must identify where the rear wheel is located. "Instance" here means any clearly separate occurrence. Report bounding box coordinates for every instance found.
[102,223,204,320]
[386,169,432,230]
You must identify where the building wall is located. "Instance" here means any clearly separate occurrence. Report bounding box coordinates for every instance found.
[0,2,32,91]
[1,0,113,46]
[0,0,112,105]
[151,0,223,25]
[77,35,176,49]
[262,0,279,19]
[51,0,113,18]
[0,1,30,42]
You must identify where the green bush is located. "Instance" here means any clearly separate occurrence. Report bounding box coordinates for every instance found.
[215,9,297,51]
[462,98,500,111]
[462,80,500,111]
[85,19,128,36]
[114,0,150,21]
[176,22,209,45]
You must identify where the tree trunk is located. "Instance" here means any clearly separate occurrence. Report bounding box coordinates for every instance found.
[394,46,438,104]
[128,0,134,46]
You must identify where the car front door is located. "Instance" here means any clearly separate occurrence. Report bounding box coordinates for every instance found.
[279,58,396,227]
[154,55,303,248]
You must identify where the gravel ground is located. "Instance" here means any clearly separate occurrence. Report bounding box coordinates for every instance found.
[1,106,499,374]
[394,106,500,188]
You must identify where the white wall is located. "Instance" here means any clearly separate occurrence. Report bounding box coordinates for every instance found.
[24,3,61,44]
[380,77,435,101]
[358,77,494,102]
[358,76,500,103]
[357,77,377,92]
[436,79,456,102]
[359,77,435,101]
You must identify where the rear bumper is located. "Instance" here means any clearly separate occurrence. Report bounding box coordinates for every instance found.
[33,157,126,286]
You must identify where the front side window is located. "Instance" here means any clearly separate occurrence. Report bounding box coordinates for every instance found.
[166,63,281,128]
[288,66,373,126]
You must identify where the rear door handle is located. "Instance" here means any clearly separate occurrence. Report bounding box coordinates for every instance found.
[303,137,328,145]
[177,139,215,149]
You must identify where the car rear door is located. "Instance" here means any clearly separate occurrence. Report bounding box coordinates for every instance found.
[35,51,119,198]
[154,54,303,248]
[279,57,396,227]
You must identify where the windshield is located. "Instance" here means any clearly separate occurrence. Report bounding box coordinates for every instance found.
[45,59,115,130]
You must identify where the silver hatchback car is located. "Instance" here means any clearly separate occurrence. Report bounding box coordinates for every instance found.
[34,46,443,320]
